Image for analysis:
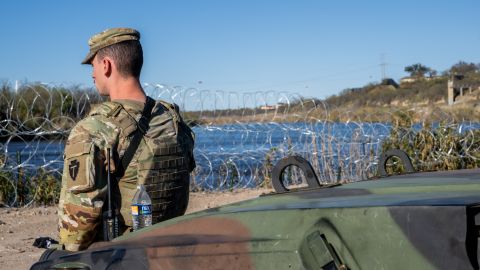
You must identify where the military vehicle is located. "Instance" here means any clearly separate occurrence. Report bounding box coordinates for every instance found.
[30,153,480,269]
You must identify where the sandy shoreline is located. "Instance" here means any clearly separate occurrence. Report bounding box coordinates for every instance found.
[0,188,272,270]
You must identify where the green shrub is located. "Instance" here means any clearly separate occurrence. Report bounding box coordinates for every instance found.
[0,168,60,206]
[381,111,480,174]
[32,170,61,205]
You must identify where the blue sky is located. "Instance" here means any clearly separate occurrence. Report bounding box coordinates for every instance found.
[1,0,479,100]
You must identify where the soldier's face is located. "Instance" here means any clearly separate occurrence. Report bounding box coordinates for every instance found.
[91,55,109,96]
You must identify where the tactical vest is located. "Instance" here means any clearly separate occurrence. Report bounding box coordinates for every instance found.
[93,99,195,226]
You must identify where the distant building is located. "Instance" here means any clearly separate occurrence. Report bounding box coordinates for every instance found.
[260,105,276,110]
[447,74,480,105]
[400,77,418,84]
[400,76,441,85]
[381,78,399,88]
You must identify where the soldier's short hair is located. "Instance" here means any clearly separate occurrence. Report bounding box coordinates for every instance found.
[96,40,143,78]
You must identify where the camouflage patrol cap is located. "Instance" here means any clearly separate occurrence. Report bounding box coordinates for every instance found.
[81,28,140,64]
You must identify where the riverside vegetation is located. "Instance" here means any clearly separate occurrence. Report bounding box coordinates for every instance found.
[1,60,480,206]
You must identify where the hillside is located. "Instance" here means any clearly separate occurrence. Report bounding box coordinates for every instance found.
[321,72,480,122]
[192,62,480,124]
[194,73,480,124]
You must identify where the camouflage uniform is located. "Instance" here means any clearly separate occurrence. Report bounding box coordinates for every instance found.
[58,28,194,251]
[58,100,141,251]
[58,98,194,251]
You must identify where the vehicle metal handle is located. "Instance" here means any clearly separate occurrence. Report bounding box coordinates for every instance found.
[271,155,320,192]
[378,149,415,177]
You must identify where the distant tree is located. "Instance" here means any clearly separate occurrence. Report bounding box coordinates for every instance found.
[426,69,437,78]
[0,81,13,120]
[449,61,478,75]
[404,63,432,78]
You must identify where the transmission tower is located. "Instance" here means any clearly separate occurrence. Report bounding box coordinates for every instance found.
[380,54,387,80]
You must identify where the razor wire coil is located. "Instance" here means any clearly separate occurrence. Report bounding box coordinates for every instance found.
[0,82,479,207]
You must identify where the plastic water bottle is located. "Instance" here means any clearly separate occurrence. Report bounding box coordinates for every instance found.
[131,184,152,231]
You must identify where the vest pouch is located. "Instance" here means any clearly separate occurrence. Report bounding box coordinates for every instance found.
[64,142,96,194]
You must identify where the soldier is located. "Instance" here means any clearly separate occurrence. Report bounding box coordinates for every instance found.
[57,28,195,251]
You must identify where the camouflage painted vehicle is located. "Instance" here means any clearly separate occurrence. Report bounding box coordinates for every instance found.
[31,158,480,269]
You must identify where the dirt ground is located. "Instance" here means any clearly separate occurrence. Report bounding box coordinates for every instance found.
[0,188,272,270]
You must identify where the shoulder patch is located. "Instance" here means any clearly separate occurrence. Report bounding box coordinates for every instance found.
[69,159,80,180]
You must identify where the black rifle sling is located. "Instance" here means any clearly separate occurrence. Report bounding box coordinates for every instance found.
[116,96,156,179]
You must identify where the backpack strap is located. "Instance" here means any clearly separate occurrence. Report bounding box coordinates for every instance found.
[115,96,156,179]
[158,100,180,133]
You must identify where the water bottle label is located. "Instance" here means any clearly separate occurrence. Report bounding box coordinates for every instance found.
[140,205,152,215]
[131,205,139,216]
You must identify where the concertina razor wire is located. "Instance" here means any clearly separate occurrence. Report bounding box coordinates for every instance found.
[0,82,479,207]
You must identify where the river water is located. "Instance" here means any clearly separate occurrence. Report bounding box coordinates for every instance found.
[4,121,478,189]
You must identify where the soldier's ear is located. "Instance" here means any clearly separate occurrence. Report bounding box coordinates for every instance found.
[102,57,113,77]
